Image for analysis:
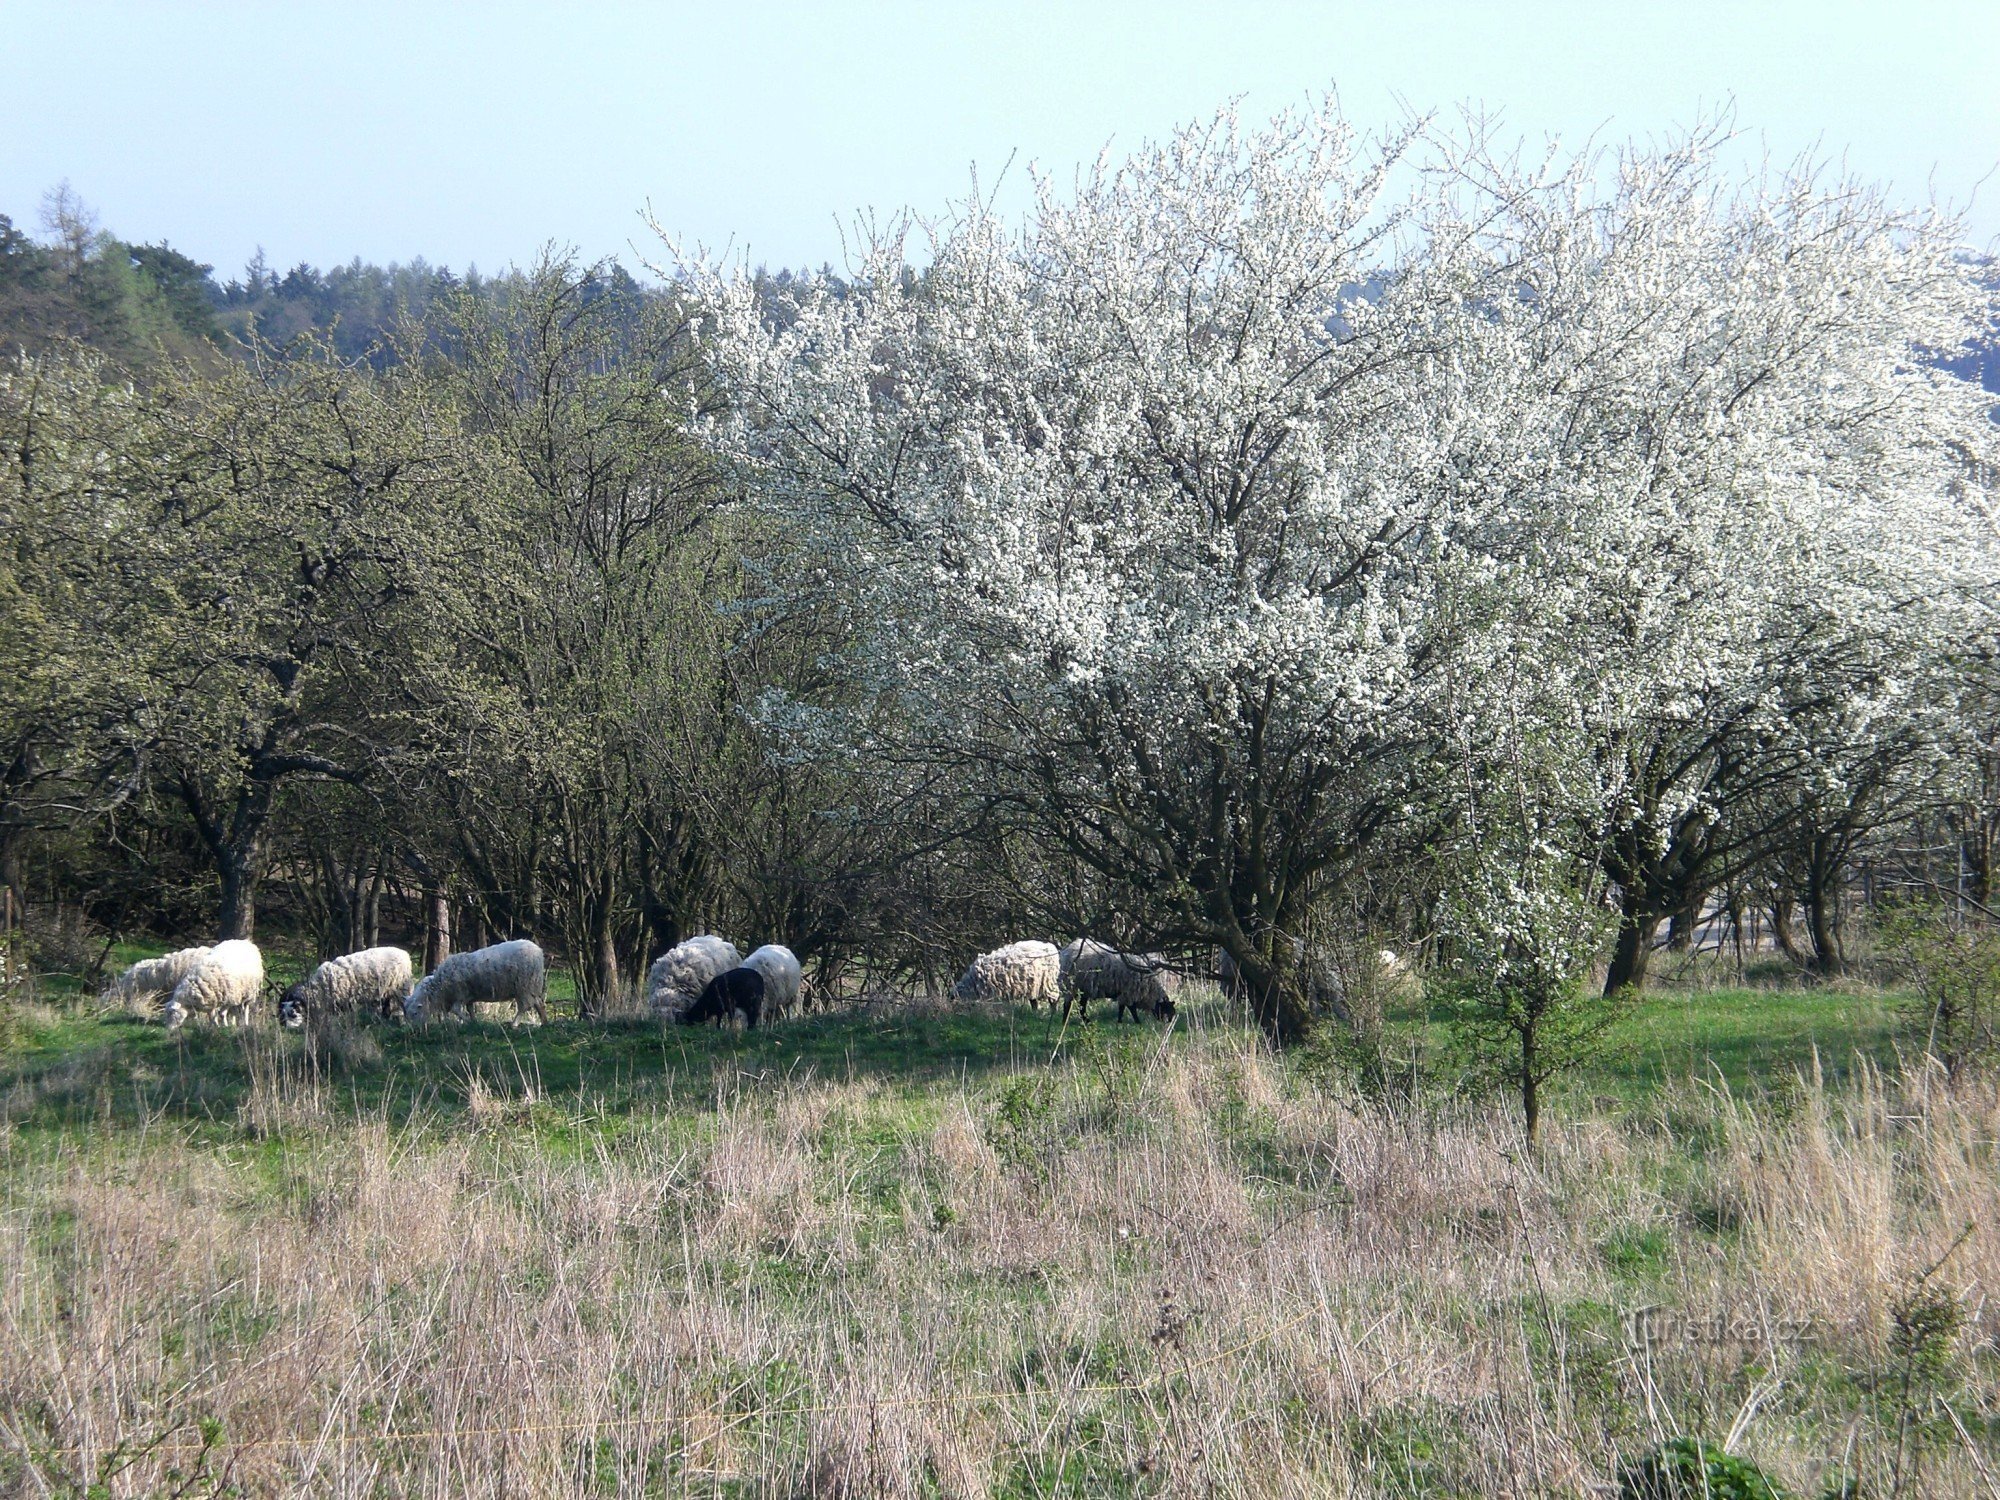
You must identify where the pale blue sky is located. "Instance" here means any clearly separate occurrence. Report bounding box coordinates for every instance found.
[4,1,1997,281]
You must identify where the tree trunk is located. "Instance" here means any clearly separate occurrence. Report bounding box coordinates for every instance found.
[1769,897,1809,968]
[593,920,620,1014]
[217,855,258,940]
[579,867,619,1017]
[1666,896,1698,953]
[1603,891,1656,997]
[1232,950,1316,1046]
[1963,803,1998,910]
[0,827,25,922]
[424,888,452,971]
[1520,1026,1541,1147]
[1804,862,1844,977]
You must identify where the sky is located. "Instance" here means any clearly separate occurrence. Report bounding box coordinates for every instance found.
[4,0,1998,282]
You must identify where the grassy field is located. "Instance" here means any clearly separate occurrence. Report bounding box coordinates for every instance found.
[0,955,1993,1497]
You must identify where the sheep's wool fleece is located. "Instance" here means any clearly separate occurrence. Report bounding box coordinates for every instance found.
[954,941,1060,1006]
[407,939,547,1020]
[287,946,413,1022]
[740,944,802,1017]
[107,945,213,1011]
[647,935,743,1018]
[167,940,265,1023]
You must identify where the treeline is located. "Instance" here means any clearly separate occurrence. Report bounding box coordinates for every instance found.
[0,186,844,376]
[4,115,2000,1077]
[0,244,942,1008]
[0,188,483,370]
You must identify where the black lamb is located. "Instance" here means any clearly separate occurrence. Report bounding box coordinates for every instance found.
[680,965,766,1029]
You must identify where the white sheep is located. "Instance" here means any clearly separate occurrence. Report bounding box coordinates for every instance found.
[102,945,212,1015]
[163,939,265,1028]
[953,940,1061,1010]
[1059,940,1176,1023]
[403,939,548,1024]
[646,934,743,1020]
[740,944,802,1021]
[280,946,414,1028]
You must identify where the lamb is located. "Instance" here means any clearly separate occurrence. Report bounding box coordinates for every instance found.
[402,939,548,1024]
[646,934,743,1020]
[680,966,766,1029]
[740,944,802,1022]
[953,940,1061,1010]
[102,945,212,1015]
[279,946,414,1028]
[1059,939,1176,1023]
[163,939,265,1028]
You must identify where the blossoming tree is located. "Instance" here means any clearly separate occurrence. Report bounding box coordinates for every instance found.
[686,99,1997,1038]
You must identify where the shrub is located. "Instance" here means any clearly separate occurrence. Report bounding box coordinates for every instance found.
[1618,1438,1786,1500]
[1877,904,2000,1076]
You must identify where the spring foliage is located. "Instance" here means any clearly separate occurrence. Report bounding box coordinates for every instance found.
[685,99,1998,1038]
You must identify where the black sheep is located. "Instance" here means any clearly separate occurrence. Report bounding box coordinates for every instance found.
[680,965,766,1029]
[1119,991,1177,1024]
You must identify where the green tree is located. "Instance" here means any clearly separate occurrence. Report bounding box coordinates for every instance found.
[119,338,472,937]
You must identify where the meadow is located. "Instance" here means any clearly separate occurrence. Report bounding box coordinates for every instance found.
[0,954,1993,1498]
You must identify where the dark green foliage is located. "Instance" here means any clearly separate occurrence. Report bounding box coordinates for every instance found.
[124,241,223,343]
[1619,1437,1787,1500]
[984,1070,1061,1178]
[1877,904,2000,1076]
[0,200,222,368]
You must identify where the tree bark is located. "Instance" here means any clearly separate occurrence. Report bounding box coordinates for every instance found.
[580,866,619,1017]
[1520,1025,1541,1147]
[1230,947,1317,1045]
[1666,890,1702,953]
[1804,861,1844,977]
[217,854,258,940]
[1603,890,1656,997]
[1769,896,1809,968]
[0,828,25,926]
[424,888,452,971]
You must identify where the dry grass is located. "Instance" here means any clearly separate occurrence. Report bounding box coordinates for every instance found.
[0,1004,1995,1496]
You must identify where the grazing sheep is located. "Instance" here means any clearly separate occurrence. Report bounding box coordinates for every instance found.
[1059,940,1176,1023]
[680,966,766,1029]
[163,939,265,1029]
[102,945,212,1015]
[646,935,743,1020]
[740,944,802,1021]
[403,939,547,1024]
[953,940,1061,1010]
[279,946,414,1028]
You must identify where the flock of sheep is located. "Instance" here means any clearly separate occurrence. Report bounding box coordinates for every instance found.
[100,931,1187,1031]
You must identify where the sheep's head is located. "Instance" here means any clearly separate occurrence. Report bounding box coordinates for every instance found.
[401,979,431,1023]
[161,998,188,1030]
[678,992,718,1026]
[278,983,309,1029]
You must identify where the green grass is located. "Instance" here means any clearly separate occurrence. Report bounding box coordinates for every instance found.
[1377,976,1903,1107]
[1600,982,1899,1092]
[0,988,1160,1142]
[0,952,1987,1496]
[5,934,1910,1143]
